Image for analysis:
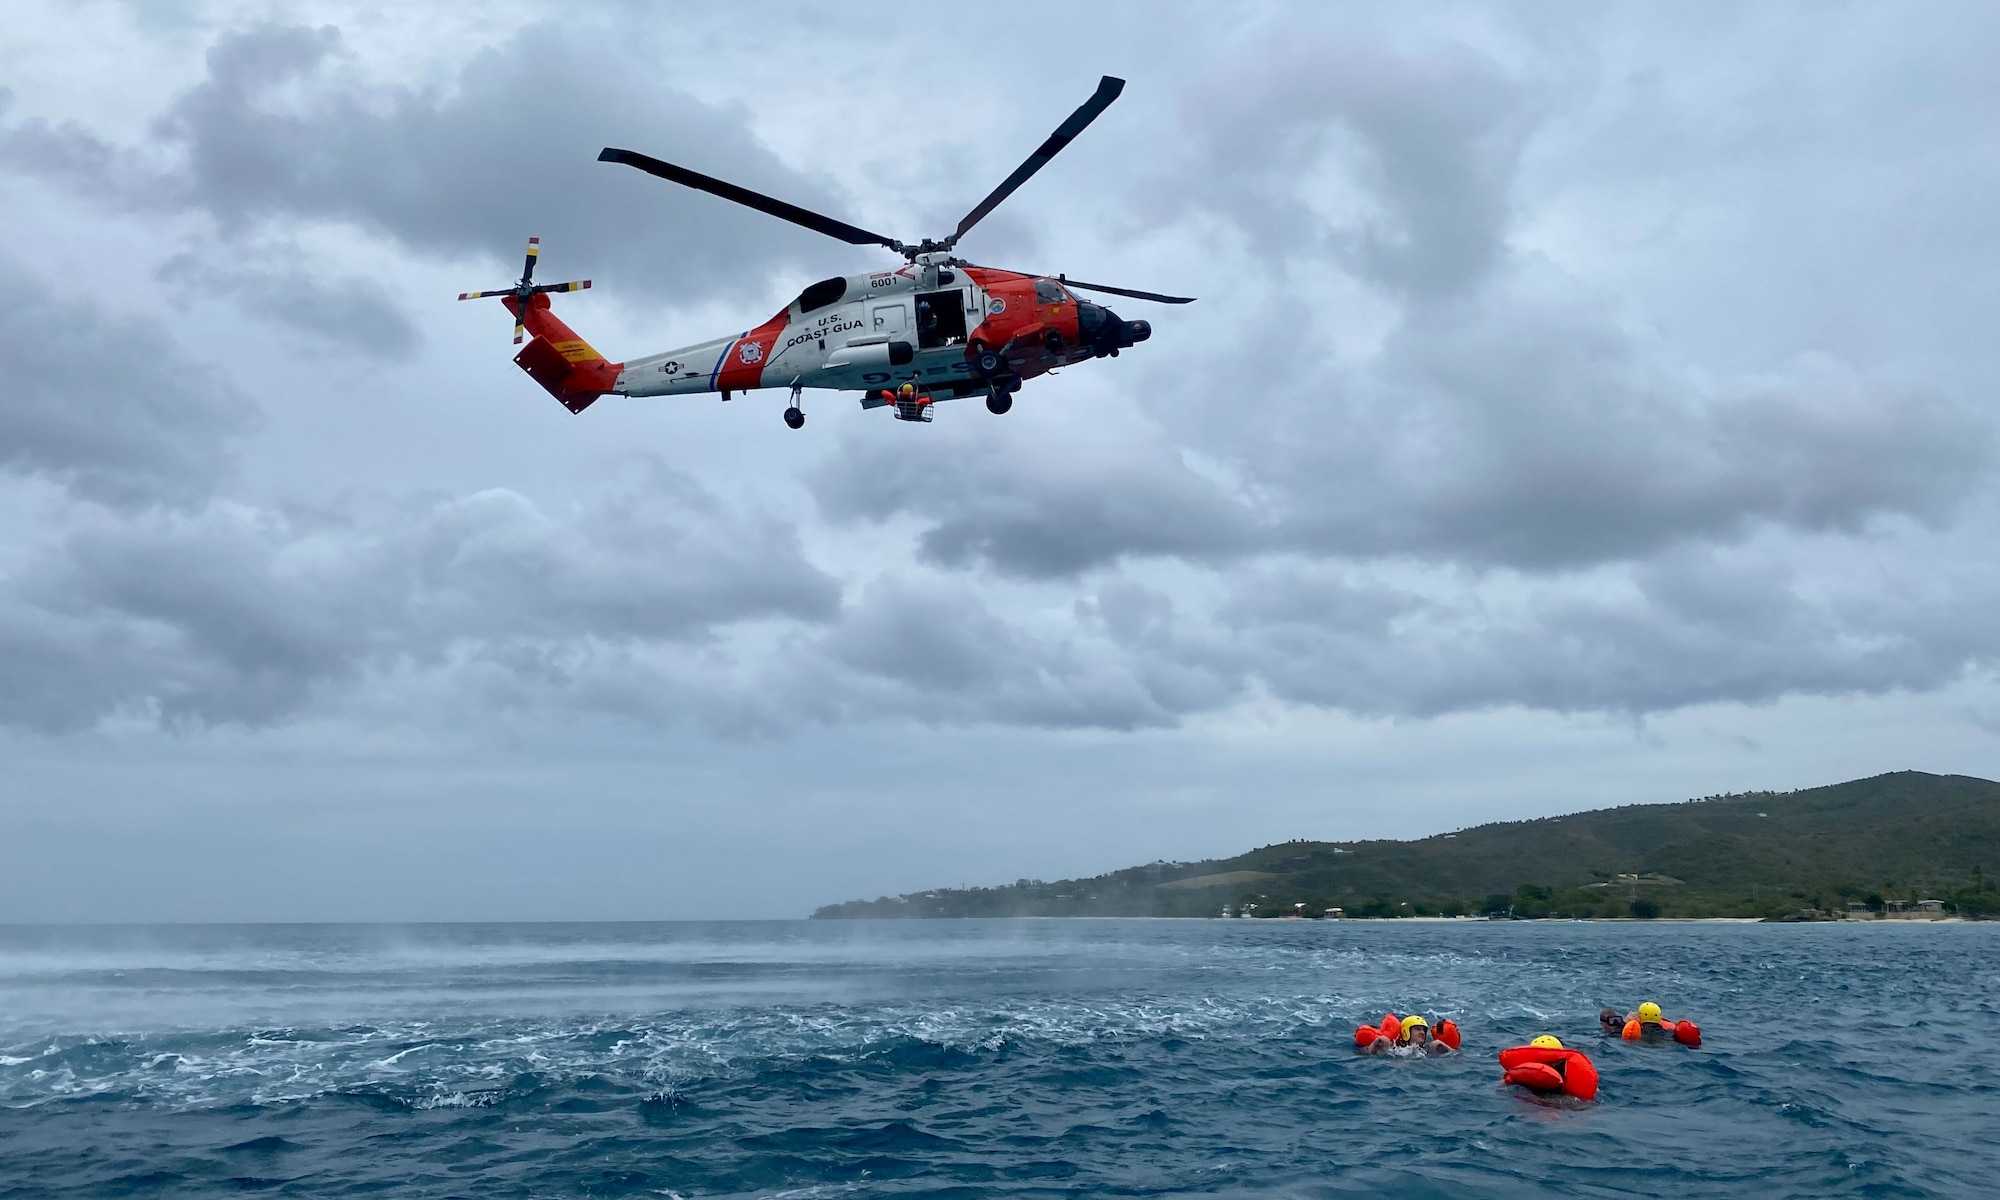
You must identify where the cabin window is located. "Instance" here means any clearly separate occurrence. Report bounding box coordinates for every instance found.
[1034,278,1067,304]
[796,277,847,313]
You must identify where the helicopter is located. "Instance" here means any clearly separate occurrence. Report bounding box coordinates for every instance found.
[458,76,1191,428]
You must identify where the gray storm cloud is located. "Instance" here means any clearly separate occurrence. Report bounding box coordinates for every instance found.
[0,253,844,731]
[1160,38,1531,298]
[6,3,2000,921]
[0,257,256,507]
[810,38,1992,580]
[0,23,858,349]
[791,29,2000,721]
[1,13,1997,743]
[0,479,844,732]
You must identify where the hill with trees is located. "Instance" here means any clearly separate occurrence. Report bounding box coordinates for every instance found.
[812,771,2000,920]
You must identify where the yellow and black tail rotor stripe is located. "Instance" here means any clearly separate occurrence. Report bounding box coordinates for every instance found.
[456,237,591,345]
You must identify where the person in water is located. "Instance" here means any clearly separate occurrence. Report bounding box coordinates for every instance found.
[1399,1015,1455,1054]
[1500,1034,1600,1100]
[1608,1000,1703,1046]
[1357,1014,1458,1055]
[1623,1001,1672,1039]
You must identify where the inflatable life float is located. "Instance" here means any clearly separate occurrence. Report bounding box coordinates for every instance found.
[1353,1013,1461,1052]
[1621,1002,1701,1047]
[1499,1039,1599,1101]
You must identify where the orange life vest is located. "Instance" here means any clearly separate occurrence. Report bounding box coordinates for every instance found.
[1622,1016,1702,1047]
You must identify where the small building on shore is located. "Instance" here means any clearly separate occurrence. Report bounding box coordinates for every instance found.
[1844,898,1950,920]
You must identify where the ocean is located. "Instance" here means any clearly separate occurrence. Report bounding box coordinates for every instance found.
[1,919,1993,1198]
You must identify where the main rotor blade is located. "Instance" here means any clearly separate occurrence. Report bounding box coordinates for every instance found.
[1059,276,1196,305]
[598,147,901,250]
[950,76,1124,246]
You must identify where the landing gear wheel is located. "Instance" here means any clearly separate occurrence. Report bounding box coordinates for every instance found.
[987,392,1013,415]
[975,349,1005,376]
[783,407,805,429]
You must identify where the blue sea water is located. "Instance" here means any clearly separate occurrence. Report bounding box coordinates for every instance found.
[1,920,1995,1199]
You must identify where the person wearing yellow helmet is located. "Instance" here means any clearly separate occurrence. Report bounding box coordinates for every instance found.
[1618,1001,1668,1041]
[1613,1000,1703,1047]
[1502,1035,1599,1099]
[1397,1014,1461,1055]
[1356,1012,1461,1055]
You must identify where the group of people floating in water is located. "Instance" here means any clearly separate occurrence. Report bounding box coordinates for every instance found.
[1354,1001,1701,1102]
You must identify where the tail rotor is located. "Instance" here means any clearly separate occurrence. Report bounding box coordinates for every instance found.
[458,237,591,344]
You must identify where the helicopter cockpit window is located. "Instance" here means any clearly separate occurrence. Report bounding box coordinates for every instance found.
[796,277,847,313]
[1034,279,1068,304]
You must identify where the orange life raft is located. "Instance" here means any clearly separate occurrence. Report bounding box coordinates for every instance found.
[1498,1044,1599,1101]
[1622,1017,1702,1047]
[1353,1013,1461,1051]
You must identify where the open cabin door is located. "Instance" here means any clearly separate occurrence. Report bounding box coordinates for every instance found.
[915,289,969,349]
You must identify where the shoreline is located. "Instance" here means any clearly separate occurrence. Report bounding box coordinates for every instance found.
[808,920,1984,928]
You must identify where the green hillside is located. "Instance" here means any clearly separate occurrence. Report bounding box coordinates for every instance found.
[812,771,2000,920]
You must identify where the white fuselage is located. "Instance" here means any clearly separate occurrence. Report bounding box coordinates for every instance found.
[611,263,995,399]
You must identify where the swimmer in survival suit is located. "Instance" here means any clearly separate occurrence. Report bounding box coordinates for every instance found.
[1604,1000,1702,1047]
[1354,1013,1461,1055]
[1500,1034,1599,1101]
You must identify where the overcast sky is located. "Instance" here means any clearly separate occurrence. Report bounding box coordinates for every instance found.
[3,1,1997,921]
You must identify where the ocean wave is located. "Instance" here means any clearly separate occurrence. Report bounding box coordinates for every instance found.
[1,921,1995,1198]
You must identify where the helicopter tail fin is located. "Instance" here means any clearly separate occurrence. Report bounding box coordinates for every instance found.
[503,293,622,413]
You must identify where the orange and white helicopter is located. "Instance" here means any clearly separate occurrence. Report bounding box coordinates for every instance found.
[458,76,1191,428]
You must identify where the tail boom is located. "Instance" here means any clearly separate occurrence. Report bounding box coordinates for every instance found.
[504,293,622,413]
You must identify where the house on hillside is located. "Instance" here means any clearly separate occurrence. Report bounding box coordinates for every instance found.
[1847,898,1950,920]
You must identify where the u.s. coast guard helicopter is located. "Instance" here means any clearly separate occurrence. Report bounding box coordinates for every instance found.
[458,76,1190,428]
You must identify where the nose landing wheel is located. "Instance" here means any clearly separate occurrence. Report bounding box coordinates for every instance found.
[986,390,1013,415]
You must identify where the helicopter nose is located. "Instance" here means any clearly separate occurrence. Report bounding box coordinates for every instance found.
[1077,301,1151,354]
